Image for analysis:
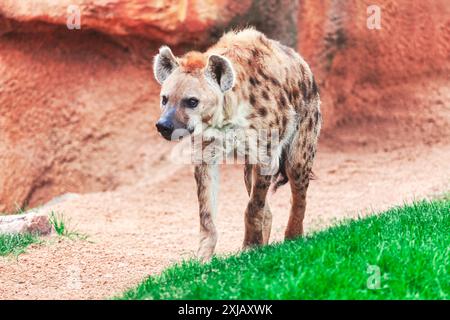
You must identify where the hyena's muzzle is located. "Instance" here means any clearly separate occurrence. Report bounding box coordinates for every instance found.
[155,107,191,141]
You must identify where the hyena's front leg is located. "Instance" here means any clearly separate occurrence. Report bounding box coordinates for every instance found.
[244,164,272,245]
[194,164,219,262]
[243,165,272,247]
[285,156,314,239]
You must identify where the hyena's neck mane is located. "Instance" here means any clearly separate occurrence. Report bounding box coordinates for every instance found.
[223,91,250,129]
[207,89,248,132]
[200,90,248,143]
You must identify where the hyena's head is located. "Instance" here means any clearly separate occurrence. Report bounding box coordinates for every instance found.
[153,46,235,140]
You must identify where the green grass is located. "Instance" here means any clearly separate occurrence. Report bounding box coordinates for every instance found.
[120,198,449,300]
[49,211,87,240]
[0,211,86,257]
[49,212,68,236]
[0,233,39,256]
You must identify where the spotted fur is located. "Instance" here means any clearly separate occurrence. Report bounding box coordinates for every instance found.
[153,28,321,261]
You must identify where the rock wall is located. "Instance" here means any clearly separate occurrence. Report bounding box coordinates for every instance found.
[298,0,450,128]
[0,30,161,213]
[0,0,250,44]
[0,0,298,46]
[0,0,449,212]
[0,0,299,212]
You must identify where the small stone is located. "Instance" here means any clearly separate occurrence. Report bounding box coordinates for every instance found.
[0,213,52,235]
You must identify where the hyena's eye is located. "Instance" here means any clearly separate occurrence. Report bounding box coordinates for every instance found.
[161,95,168,106]
[185,97,199,109]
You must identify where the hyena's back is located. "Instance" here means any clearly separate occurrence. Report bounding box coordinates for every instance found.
[208,28,320,120]
[208,28,322,188]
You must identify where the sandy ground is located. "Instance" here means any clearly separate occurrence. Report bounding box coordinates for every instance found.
[1,79,449,300]
[0,140,449,299]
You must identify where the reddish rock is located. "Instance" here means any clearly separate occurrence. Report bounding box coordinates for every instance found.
[298,0,450,129]
[0,0,253,45]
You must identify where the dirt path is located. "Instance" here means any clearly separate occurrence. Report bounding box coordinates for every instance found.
[0,139,449,299]
[1,78,449,299]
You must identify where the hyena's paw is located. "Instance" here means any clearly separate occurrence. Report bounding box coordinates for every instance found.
[284,222,304,240]
[196,247,214,263]
[242,230,264,249]
[196,235,217,263]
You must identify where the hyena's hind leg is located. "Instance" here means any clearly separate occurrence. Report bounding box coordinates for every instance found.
[285,95,321,239]
[285,129,319,238]
[285,161,311,239]
[243,164,272,247]
[244,164,252,196]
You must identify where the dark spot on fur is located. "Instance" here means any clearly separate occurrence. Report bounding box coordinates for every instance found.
[282,115,288,128]
[300,80,308,100]
[275,114,280,126]
[249,77,260,87]
[300,138,305,150]
[202,114,213,123]
[311,76,319,96]
[258,68,269,80]
[284,86,294,104]
[262,90,270,100]
[301,108,308,119]
[279,93,287,107]
[258,107,268,117]
[292,87,300,102]
[299,63,306,78]
[250,93,256,105]
[252,48,263,58]
[256,181,269,190]
[272,147,289,192]
[250,199,265,209]
[315,110,320,123]
[308,117,313,131]
[270,77,280,86]
[199,210,211,220]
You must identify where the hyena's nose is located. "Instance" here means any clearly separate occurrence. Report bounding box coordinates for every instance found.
[155,119,174,139]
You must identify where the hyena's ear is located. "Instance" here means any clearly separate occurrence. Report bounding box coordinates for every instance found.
[153,46,179,84]
[205,54,235,92]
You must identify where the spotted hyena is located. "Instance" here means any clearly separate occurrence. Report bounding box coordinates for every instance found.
[153,28,321,261]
